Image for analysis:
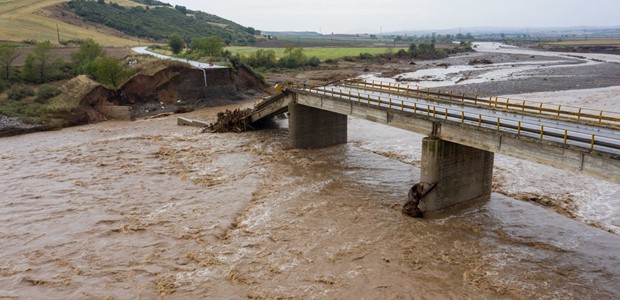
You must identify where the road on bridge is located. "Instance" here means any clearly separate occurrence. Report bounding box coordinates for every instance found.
[298,80,620,156]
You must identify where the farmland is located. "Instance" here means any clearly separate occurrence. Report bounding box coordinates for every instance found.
[227,46,406,60]
[0,0,139,46]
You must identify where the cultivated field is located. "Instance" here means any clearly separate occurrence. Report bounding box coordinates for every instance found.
[0,0,140,46]
[227,46,407,60]
[545,39,620,46]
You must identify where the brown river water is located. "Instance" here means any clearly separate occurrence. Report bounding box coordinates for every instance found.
[1,102,620,299]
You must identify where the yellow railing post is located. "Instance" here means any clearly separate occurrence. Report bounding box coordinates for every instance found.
[378,96,381,107]
[599,111,604,124]
[445,108,448,120]
[461,111,464,123]
[389,98,392,109]
[522,100,526,111]
[558,105,562,116]
[414,103,417,114]
[564,130,568,144]
[517,121,521,136]
[540,125,544,139]
[433,106,436,118]
[591,135,595,149]
[401,101,404,111]
[497,118,500,130]
[478,114,482,127]
[368,94,371,104]
[578,108,582,120]
[358,93,361,104]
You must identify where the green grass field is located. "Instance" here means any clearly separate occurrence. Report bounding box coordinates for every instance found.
[227,46,406,60]
[0,0,141,46]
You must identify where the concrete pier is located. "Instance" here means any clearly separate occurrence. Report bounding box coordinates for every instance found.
[288,102,347,149]
[419,137,494,211]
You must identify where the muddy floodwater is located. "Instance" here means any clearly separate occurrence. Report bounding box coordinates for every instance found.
[1,101,620,299]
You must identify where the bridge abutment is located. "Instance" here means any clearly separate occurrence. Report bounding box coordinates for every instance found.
[420,137,494,211]
[288,102,348,149]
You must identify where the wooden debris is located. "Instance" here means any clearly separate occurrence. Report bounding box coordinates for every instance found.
[203,108,254,133]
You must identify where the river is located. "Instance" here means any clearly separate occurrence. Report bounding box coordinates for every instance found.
[1,44,619,299]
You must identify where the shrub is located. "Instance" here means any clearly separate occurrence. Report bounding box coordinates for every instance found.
[7,85,35,100]
[324,58,337,64]
[307,56,320,67]
[359,53,374,60]
[245,49,276,69]
[0,79,6,93]
[35,85,61,102]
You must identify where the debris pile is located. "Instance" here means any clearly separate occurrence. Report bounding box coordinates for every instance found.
[468,59,493,65]
[203,108,254,133]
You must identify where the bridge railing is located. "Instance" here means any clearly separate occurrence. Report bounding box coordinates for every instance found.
[298,85,620,155]
[340,79,620,128]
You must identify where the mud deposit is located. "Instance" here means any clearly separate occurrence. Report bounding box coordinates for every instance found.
[1,102,620,299]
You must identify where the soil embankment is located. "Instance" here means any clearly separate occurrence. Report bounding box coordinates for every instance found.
[0,60,264,137]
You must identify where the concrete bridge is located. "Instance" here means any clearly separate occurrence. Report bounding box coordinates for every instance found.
[249,80,620,212]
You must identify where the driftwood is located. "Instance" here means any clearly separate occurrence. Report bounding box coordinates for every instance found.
[402,182,437,218]
[203,108,254,133]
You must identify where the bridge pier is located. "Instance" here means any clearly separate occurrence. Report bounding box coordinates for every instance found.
[419,137,494,212]
[288,103,348,149]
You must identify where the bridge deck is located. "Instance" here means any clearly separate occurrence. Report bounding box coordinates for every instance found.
[249,81,620,182]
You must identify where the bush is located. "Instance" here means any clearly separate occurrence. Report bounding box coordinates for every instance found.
[307,56,320,67]
[279,46,307,69]
[7,85,35,100]
[245,49,276,69]
[0,79,6,93]
[359,53,374,60]
[35,85,61,102]
[324,58,337,64]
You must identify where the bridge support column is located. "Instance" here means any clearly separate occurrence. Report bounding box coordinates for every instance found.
[420,137,494,211]
[288,102,347,149]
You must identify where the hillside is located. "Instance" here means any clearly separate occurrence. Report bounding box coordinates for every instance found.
[64,0,257,45]
[0,0,257,46]
[0,0,140,46]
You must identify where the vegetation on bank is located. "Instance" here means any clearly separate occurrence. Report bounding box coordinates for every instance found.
[65,0,257,45]
[0,39,136,127]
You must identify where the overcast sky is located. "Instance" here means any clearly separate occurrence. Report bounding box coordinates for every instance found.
[164,0,620,34]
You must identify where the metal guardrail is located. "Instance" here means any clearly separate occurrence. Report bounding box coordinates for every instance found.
[341,79,620,127]
[298,85,620,154]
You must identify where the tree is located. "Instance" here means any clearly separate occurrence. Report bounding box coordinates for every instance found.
[408,43,417,57]
[174,5,187,14]
[0,44,19,80]
[168,34,184,54]
[71,39,103,72]
[92,56,131,87]
[279,46,307,68]
[20,41,62,83]
[246,49,276,68]
[191,35,225,57]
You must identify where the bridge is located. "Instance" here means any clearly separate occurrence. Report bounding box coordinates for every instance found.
[249,79,620,212]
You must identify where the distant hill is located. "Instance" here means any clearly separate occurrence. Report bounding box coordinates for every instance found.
[0,0,138,46]
[64,0,257,45]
